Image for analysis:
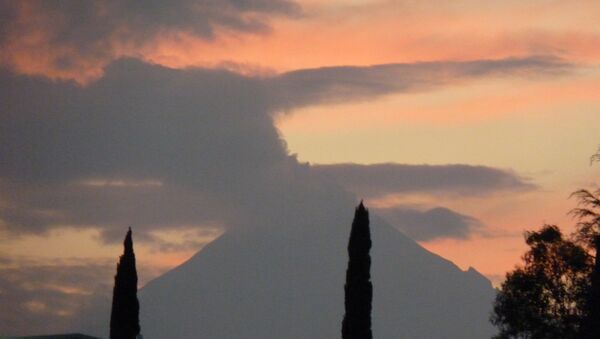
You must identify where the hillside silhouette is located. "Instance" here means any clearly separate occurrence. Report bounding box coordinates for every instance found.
[132,203,495,338]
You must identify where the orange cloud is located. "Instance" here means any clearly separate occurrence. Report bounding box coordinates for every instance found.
[3,0,600,83]
[141,1,600,73]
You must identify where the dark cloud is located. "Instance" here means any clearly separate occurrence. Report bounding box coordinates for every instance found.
[375,206,484,241]
[267,56,570,110]
[0,59,284,239]
[0,57,547,241]
[0,0,301,80]
[0,59,282,184]
[0,59,350,239]
[312,163,535,198]
[0,179,225,241]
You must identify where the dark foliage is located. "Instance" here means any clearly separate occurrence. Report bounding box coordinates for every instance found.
[570,188,600,338]
[491,225,592,339]
[342,202,373,339]
[569,189,600,249]
[110,228,140,339]
[581,239,600,339]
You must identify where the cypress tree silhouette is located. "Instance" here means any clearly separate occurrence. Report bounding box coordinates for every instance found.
[110,227,141,339]
[342,202,373,339]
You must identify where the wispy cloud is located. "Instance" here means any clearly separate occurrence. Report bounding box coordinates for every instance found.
[0,256,113,335]
[267,56,571,111]
[374,206,484,241]
[313,163,535,198]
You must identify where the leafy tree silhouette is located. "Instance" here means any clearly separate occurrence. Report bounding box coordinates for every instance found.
[570,188,600,339]
[492,148,600,338]
[491,225,592,339]
[110,228,141,339]
[568,146,600,338]
[342,202,373,339]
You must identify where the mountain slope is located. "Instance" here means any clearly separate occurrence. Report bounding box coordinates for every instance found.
[138,211,496,338]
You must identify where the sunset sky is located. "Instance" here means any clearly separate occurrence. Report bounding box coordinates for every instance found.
[1,0,599,335]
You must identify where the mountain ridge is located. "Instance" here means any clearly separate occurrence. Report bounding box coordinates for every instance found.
[135,211,496,339]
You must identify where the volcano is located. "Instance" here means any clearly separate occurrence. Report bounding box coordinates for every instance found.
[137,205,495,338]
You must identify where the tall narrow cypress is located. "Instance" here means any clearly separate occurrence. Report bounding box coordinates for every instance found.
[342,202,373,339]
[110,227,140,339]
